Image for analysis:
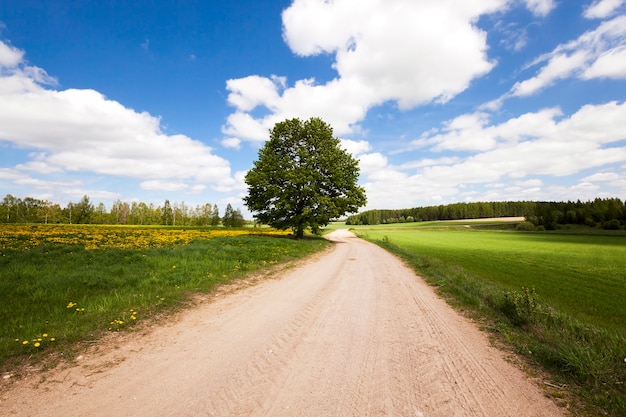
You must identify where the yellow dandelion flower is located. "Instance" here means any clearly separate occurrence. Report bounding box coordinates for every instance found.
[50,338,56,342]
[22,340,28,345]
[43,333,48,338]
[34,342,41,348]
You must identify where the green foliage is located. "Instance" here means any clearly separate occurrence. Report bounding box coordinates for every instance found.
[498,287,539,326]
[222,204,245,227]
[515,221,536,231]
[345,198,626,228]
[346,201,534,225]
[0,194,242,227]
[244,117,366,238]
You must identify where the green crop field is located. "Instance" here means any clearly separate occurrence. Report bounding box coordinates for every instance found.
[350,223,626,415]
[359,227,626,331]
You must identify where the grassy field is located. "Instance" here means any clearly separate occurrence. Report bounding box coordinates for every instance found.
[358,226,626,331]
[0,225,329,371]
[346,222,626,416]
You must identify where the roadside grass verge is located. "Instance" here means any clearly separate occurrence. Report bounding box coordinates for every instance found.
[1,225,329,372]
[355,226,626,416]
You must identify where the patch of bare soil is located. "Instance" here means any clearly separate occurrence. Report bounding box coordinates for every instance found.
[1,230,565,416]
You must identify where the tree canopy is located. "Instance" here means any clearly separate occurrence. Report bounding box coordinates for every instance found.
[244,117,367,238]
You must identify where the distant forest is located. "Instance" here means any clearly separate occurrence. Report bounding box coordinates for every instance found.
[0,194,245,227]
[2,194,625,230]
[345,198,626,230]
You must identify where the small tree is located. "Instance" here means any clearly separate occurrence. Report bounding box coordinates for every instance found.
[72,195,94,224]
[222,204,245,227]
[244,117,366,238]
[210,204,220,226]
[222,203,234,227]
[232,208,245,227]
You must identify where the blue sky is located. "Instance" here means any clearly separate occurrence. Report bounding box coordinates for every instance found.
[1,0,626,216]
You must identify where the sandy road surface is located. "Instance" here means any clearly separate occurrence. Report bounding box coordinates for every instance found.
[1,229,564,417]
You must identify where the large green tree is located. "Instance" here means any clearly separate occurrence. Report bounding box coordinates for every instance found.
[244,117,367,238]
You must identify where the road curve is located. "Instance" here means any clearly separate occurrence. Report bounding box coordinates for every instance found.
[1,229,564,416]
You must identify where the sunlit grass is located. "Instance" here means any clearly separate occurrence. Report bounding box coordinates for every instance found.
[0,225,328,371]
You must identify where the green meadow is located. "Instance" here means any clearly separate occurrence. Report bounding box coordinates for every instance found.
[349,222,626,415]
[359,227,625,330]
[0,225,329,373]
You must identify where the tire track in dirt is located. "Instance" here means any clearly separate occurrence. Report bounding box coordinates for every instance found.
[1,230,565,417]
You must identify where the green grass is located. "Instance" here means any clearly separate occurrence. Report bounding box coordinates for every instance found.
[361,228,626,330]
[352,224,626,416]
[1,233,329,371]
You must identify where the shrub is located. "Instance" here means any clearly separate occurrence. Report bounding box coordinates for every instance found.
[500,287,539,326]
[515,221,536,231]
[603,219,621,230]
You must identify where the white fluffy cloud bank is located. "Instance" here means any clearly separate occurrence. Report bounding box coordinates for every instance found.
[222,0,523,144]
[359,100,626,209]
[0,41,235,196]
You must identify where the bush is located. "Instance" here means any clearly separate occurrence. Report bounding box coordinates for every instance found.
[515,221,536,231]
[603,219,621,230]
[499,287,539,326]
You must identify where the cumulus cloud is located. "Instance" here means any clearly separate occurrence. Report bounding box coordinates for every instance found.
[223,0,509,144]
[221,137,242,150]
[0,40,234,195]
[360,101,626,209]
[511,15,626,96]
[340,138,371,156]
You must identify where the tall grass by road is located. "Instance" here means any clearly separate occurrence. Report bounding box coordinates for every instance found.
[1,225,329,372]
[353,224,626,416]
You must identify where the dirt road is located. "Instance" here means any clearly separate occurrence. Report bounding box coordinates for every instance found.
[1,230,564,416]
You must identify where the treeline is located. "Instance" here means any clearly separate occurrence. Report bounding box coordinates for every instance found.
[528,198,625,230]
[345,198,626,229]
[0,194,246,227]
[346,201,533,225]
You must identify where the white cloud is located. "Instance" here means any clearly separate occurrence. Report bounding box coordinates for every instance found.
[584,0,626,19]
[358,152,388,175]
[582,45,626,78]
[511,15,626,96]
[0,41,23,67]
[340,138,371,156]
[221,137,242,150]
[226,75,285,112]
[140,180,190,192]
[223,0,506,144]
[512,52,588,96]
[0,41,235,192]
[413,107,563,152]
[522,0,557,17]
[581,171,620,181]
[360,101,626,209]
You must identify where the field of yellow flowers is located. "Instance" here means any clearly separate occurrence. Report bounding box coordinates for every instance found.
[0,225,327,370]
[0,224,291,250]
